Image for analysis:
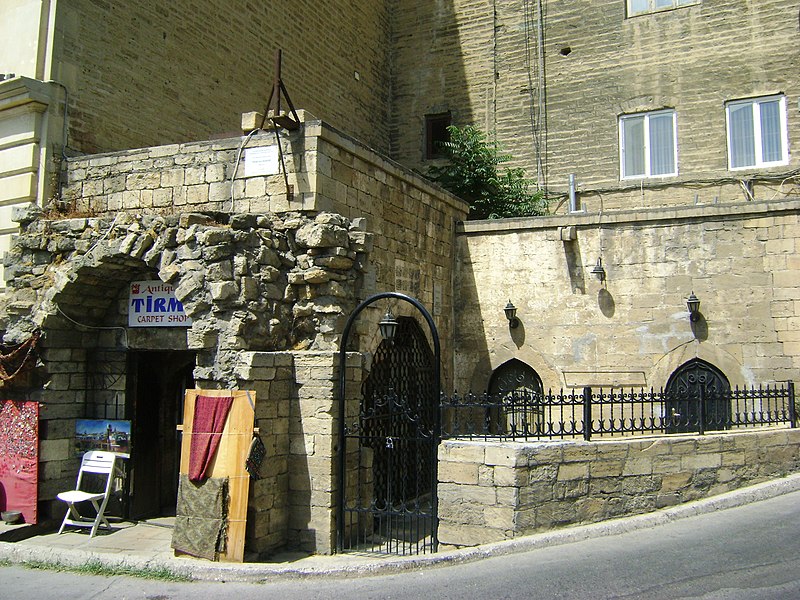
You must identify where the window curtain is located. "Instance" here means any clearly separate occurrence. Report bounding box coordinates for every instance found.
[623,116,645,177]
[729,103,755,168]
[649,113,675,176]
[759,100,782,163]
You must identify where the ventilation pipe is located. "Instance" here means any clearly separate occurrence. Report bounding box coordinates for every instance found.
[568,173,579,212]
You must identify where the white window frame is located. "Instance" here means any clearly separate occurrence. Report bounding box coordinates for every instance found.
[619,110,678,180]
[627,0,698,17]
[725,95,789,171]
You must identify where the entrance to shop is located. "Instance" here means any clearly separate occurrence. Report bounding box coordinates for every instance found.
[127,350,195,520]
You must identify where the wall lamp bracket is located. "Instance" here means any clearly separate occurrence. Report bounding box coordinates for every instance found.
[591,257,606,282]
[504,301,520,329]
[686,292,701,323]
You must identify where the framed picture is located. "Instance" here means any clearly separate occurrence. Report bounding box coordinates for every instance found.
[75,419,131,456]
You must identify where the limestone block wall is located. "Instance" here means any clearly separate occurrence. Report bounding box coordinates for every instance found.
[454,199,800,394]
[229,350,364,557]
[438,427,800,548]
[51,1,391,156]
[391,0,800,211]
[60,117,469,384]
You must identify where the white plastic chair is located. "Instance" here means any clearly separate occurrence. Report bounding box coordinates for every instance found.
[57,450,118,537]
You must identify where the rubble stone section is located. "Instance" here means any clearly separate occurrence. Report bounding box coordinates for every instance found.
[4,207,370,363]
[438,428,800,548]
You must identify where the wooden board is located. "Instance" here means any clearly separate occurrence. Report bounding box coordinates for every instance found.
[178,389,256,562]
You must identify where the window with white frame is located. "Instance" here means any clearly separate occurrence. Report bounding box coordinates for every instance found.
[628,0,698,17]
[726,96,789,170]
[619,110,677,179]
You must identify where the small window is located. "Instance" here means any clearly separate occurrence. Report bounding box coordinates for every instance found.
[726,96,789,170]
[425,112,451,159]
[628,0,698,17]
[619,110,677,179]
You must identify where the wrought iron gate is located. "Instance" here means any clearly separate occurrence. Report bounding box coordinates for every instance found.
[338,315,439,555]
[665,358,731,434]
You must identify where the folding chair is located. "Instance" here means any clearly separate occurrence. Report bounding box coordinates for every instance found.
[57,450,118,538]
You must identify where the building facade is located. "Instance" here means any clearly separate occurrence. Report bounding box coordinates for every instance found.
[392,0,800,212]
[0,1,798,556]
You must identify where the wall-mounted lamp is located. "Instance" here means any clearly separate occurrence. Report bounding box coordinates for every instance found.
[504,301,520,329]
[686,292,701,323]
[590,257,606,282]
[379,309,398,341]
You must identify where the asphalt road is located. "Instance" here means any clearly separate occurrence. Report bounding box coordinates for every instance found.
[3,489,800,599]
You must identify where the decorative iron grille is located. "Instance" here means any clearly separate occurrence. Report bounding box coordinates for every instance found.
[442,382,796,441]
[340,317,438,555]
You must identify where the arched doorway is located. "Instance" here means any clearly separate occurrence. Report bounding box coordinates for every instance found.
[665,358,731,434]
[341,314,438,554]
[41,264,195,522]
[488,359,544,437]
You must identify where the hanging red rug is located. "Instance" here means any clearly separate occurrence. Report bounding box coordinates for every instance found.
[188,395,233,482]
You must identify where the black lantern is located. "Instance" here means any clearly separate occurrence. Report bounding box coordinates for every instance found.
[379,309,398,341]
[591,257,606,281]
[686,292,700,323]
[504,301,519,329]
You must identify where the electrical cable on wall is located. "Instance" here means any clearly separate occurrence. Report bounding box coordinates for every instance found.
[546,168,800,206]
[54,302,129,348]
[229,128,262,211]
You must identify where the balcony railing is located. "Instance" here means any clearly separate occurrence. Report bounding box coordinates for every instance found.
[440,382,796,441]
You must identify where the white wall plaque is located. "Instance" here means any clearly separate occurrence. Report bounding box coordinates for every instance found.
[244,145,280,177]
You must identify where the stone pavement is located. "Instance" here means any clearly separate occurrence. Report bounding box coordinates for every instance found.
[1,474,800,583]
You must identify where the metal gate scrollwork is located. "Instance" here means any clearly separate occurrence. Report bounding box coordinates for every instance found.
[337,293,440,556]
[665,359,731,434]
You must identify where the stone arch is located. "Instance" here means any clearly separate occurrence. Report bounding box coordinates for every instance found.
[649,340,750,391]
[468,342,561,393]
[488,358,544,396]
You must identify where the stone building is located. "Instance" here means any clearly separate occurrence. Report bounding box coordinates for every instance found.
[0,1,798,557]
[394,0,800,211]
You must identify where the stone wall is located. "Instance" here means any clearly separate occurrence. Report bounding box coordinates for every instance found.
[438,427,800,548]
[231,350,364,557]
[59,115,468,384]
[1,115,467,553]
[51,1,391,156]
[454,199,800,394]
[0,207,370,534]
[391,0,800,211]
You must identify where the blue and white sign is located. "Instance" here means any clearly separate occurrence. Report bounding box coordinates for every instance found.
[128,280,192,327]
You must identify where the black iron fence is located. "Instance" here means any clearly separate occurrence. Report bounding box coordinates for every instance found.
[441,381,796,441]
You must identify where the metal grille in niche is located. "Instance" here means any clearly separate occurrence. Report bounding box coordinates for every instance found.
[665,359,731,434]
[340,317,438,555]
[486,359,545,437]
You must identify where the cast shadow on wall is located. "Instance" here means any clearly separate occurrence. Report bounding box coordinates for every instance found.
[598,288,615,318]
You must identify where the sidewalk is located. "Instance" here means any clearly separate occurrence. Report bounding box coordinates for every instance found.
[2,473,800,583]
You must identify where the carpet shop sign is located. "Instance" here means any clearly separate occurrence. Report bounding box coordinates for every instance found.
[129,280,192,327]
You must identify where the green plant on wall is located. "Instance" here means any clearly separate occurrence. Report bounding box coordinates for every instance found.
[427,125,547,220]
